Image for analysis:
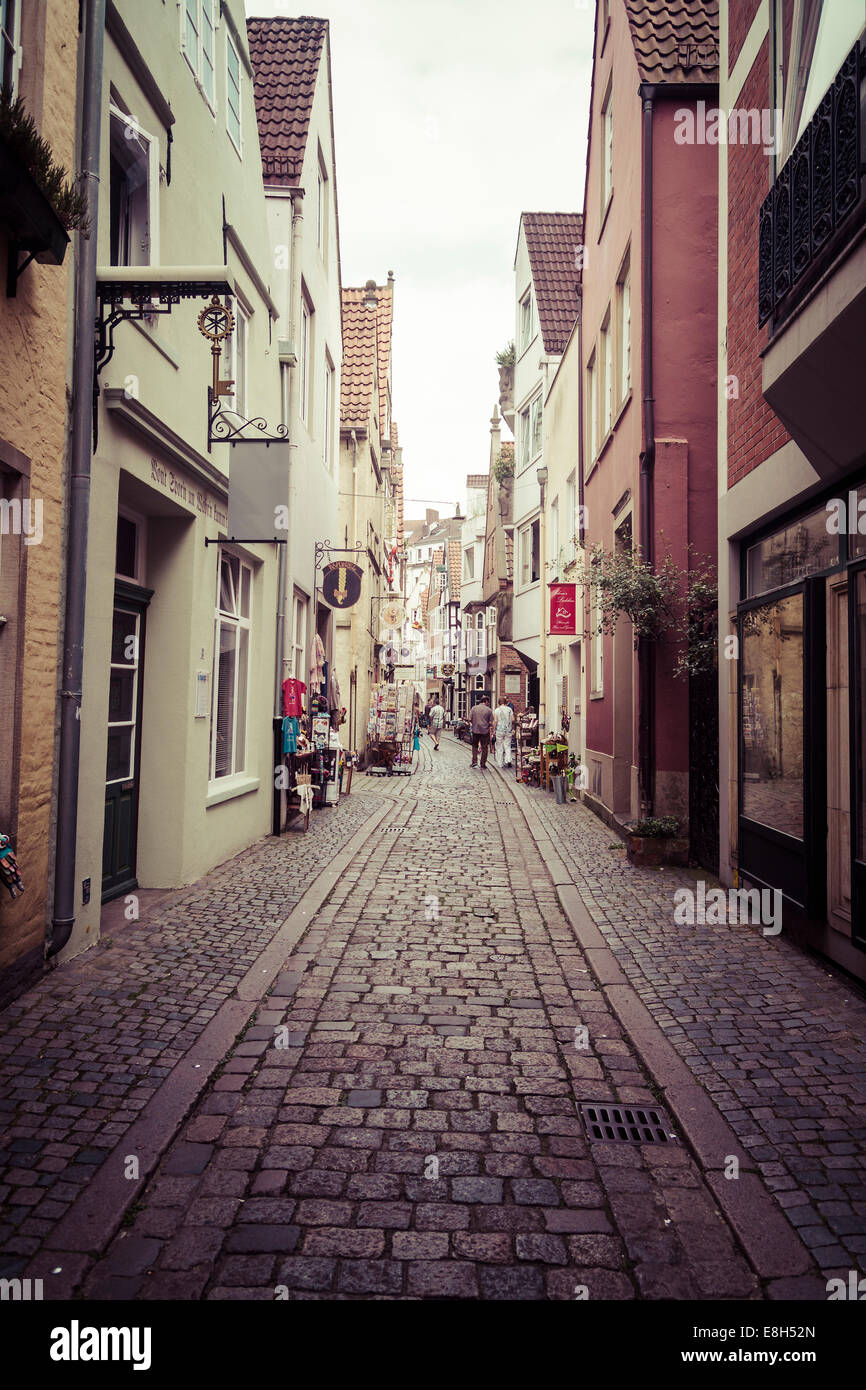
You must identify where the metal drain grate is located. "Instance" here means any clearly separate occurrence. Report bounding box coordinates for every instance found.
[578,1101,676,1144]
[382,826,406,833]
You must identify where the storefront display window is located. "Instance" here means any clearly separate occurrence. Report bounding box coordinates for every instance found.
[746,506,838,597]
[741,593,804,839]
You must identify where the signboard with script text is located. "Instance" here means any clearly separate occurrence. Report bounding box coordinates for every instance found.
[549,582,577,635]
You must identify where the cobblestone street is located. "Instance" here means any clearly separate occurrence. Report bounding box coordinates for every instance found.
[3,734,863,1301]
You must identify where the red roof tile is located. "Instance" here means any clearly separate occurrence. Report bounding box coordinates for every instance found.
[246,17,328,187]
[448,539,462,598]
[522,213,584,355]
[340,280,393,437]
[340,289,378,432]
[623,0,719,85]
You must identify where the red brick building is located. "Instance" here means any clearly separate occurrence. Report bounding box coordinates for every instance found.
[718,0,866,974]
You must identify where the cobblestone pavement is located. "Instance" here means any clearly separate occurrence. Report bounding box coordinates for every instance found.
[71,734,766,1300]
[0,788,391,1274]
[506,766,866,1280]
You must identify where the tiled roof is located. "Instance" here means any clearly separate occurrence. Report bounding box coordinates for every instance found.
[340,280,393,437]
[246,17,327,187]
[466,474,489,489]
[522,213,583,355]
[623,0,719,85]
[340,289,379,432]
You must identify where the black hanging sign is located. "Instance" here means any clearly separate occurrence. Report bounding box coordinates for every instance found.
[322,560,363,609]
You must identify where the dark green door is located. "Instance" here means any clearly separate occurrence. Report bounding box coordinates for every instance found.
[102,586,149,901]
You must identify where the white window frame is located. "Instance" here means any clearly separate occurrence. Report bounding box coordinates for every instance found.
[292,591,308,681]
[601,77,613,214]
[221,301,249,417]
[586,351,598,465]
[323,354,335,471]
[519,404,531,469]
[182,0,216,111]
[530,393,543,461]
[1,0,22,98]
[616,254,631,407]
[108,102,160,267]
[463,547,475,581]
[300,297,311,426]
[519,288,535,354]
[600,308,613,438]
[226,29,242,153]
[210,551,253,783]
[106,607,141,787]
[591,588,603,696]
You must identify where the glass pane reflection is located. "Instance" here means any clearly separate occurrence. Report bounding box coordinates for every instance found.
[741,594,804,839]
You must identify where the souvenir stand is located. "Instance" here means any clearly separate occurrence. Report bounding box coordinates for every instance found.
[515,709,541,786]
[366,681,417,776]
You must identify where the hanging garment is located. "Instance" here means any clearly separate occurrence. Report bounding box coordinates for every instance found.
[0,833,24,899]
[282,678,306,719]
[282,716,300,755]
[310,634,326,690]
[328,665,342,713]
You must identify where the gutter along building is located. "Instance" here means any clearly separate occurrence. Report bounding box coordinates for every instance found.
[717,0,866,975]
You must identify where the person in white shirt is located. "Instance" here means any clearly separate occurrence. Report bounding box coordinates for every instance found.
[429,698,445,750]
[493,699,514,767]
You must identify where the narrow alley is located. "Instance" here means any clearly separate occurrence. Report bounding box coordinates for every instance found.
[4,734,864,1304]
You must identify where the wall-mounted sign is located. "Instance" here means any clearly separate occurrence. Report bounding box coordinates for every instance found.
[441,662,455,676]
[322,560,363,608]
[549,582,577,635]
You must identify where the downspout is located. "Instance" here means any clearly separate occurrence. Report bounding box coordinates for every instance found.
[49,0,106,958]
[577,305,586,547]
[285,191,303,673]
[638,84,656,816]
[350,428,358,754]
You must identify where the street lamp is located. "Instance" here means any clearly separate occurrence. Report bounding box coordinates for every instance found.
[536,465,548,735]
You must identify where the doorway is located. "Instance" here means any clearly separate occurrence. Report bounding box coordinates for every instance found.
[102,581,151,901]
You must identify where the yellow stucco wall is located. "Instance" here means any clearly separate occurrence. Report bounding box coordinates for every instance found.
[0,0,79,997]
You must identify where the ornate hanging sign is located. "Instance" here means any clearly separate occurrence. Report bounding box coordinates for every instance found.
[322,560,363,609]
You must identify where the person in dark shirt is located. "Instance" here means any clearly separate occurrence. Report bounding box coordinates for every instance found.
[469,697,494,769]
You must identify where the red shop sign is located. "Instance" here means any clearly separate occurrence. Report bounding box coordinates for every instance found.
[549,582,577,635]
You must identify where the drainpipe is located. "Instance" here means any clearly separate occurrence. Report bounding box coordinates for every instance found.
[350,428,358,753]
[638,84,657,816]
[49,0,106,958]
[285,190,303,675]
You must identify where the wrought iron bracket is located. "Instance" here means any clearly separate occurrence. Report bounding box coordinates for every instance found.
[314,540,365,571]
[207,386,290,450]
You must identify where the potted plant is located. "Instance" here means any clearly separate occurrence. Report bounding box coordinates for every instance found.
[625,816,689,867]
[0,90,89,285]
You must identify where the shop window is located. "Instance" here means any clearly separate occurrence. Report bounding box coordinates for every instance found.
[857,571,866,864]
[210,553,252,781]
[746,505,839,597]
[741,593,804,839]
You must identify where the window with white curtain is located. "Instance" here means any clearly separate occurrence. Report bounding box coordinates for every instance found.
[210,553,252,781]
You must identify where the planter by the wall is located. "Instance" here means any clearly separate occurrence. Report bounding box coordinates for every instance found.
[626,834,689,868]
[0,136,70,293]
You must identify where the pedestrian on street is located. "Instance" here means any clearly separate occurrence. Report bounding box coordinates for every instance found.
[493,697,514,768]
[469,695,494,769]
[429,697,445,750]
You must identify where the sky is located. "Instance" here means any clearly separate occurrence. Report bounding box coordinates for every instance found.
[245,0,594,518]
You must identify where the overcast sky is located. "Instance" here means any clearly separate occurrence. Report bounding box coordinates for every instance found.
[245,0,593,517]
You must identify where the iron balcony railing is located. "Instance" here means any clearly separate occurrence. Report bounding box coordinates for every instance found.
[758,41,863,328]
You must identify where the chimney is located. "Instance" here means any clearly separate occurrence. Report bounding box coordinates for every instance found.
[426,508,439,527]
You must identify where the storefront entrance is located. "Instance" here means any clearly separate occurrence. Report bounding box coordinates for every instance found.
[102,581,151,901]
[736,485,866,962]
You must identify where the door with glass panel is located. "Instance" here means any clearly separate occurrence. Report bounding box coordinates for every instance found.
[851,566,866,945]
[102,589,149,899]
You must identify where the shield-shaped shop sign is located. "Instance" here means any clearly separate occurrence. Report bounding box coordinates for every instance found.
[322,560,363,608]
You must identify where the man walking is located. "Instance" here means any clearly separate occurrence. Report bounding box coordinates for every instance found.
[469,694,494,770]
[493,696,514,768]
[429,697,445,750]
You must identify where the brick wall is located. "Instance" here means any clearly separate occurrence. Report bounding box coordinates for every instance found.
[497,644,529,715]
[0,0,78,1004]
[726,37,792,490]
[728,0,762,74]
